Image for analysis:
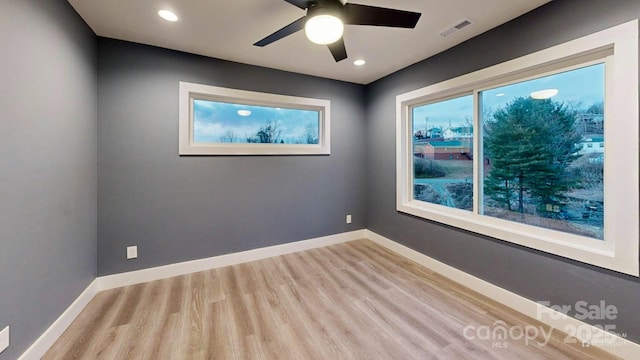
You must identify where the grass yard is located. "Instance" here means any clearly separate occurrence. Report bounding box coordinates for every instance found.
[431,160,473,179]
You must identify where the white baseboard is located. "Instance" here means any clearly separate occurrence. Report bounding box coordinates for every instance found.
[19,230,365,359]
[97,229,367,291]
[21,229,639,360]
[18,279,98,360]
[365,230,640,360]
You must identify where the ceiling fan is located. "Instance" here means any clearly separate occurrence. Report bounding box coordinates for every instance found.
[254,0,421,62]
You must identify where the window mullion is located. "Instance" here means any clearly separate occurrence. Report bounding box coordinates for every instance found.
[473,90,483,215]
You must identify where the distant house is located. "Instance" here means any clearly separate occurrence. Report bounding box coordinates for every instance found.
[577,136,604,155]
[576,113,604,134]
[423,140,472,160]
[427,127,443,138]
[443,126,473,140]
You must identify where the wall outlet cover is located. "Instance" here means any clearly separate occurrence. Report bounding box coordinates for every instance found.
[127,246,138,259]
[346,214,352,224]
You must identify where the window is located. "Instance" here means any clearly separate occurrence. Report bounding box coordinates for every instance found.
[481,63,605,240]
[179,82,330,155]
[412,94,474,211]
[396,20,638,275]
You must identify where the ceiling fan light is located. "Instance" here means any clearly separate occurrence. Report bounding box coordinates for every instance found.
[531,89,559,100]
[158,10,178,22]
[305,14,344,45]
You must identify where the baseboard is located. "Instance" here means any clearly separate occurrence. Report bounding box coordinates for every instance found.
[18,279,98,360]
[22,228,638,359]
[365,230,640,360]
[19,230,365,359]
[97,229,367,291]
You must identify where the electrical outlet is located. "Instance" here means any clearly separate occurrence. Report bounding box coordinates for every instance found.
[346,214,352,224]
[127,246,138,259]
[0,326,9,354]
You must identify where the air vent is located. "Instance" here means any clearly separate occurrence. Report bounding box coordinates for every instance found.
[440,17,476,38]
[455,20,472,29]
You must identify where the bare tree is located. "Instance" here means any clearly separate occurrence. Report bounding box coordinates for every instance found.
[304,123,318,144]
[481,105,494,127]
[256,120,282,143]
[219,130,236,143]
[565,100,584,113]
[569,154,604,202]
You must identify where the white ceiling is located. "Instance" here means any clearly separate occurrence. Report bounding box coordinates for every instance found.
[68,0,551,85]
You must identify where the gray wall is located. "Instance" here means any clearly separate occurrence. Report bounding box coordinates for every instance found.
[97,39,367,275]
[366,0,640,343]
[0,1,97,359]
[3,0,640,357]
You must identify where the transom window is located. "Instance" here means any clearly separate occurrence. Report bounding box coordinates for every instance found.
[179,82,330,155]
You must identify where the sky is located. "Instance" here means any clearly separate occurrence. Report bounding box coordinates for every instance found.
[412,63,605,133]
[193,100,319,143]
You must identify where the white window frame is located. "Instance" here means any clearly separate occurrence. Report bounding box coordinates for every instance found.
[179,82,330,155]
[396,20,639,276]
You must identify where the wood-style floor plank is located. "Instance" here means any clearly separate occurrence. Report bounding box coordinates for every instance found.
[43,239,619,360]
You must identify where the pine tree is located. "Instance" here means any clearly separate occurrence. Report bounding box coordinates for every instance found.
[484,97,581,214]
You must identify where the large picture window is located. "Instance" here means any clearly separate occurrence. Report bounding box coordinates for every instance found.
[179,82,330,155]
[396,20,638,275]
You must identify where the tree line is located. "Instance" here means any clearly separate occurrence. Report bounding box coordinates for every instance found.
[219,120,318,144]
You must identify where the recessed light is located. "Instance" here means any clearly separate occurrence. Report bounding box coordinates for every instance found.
[237,110,251,116]
[353,59,366,66]
[530,89,559,100]
[496,93,505,97]
[158,10,178,22]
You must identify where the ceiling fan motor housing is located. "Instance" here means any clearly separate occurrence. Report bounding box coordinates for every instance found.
[306,0,344,22]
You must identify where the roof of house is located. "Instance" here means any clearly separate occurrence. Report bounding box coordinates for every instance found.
[582,136,604,143]
[425,141,471,148]
[446,126,474,133]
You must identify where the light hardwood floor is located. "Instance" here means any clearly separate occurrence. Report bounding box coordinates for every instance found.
[43,239,618,359]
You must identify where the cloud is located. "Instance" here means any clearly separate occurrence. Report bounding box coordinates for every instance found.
[193,122,224,138]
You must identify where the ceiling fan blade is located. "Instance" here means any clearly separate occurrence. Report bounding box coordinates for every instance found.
[253,16,306,47]
[343,3,421,28]
[327,37,347,62]
[283,0,309,10]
